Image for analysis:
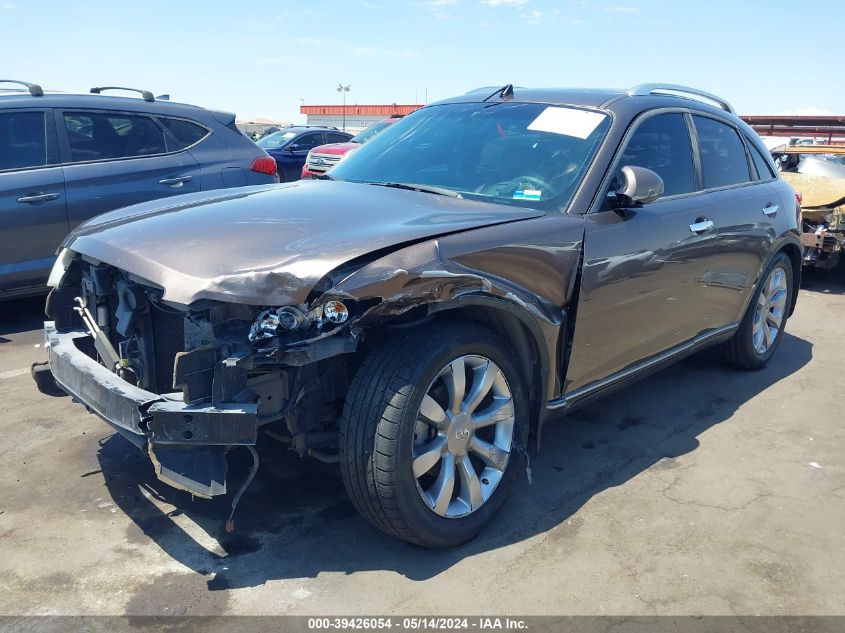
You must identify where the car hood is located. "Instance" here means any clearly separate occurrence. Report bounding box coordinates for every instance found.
[64,181,545,307]
[311,142,359,155]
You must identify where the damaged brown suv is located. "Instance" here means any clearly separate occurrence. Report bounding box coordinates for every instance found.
[38,84,802,548]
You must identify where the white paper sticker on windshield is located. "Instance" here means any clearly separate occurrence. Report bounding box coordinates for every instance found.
[513,189,542,201]
[527,107,605,139]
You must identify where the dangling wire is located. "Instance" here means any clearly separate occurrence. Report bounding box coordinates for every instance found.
[225,445,259,533]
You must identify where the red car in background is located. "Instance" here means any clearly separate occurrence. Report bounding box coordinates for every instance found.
[301,116,402,179]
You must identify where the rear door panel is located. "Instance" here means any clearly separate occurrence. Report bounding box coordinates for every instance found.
[55,109,201,230]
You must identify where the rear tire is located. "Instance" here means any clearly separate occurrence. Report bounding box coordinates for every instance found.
[339,322,528,548]
[720,252,793,370]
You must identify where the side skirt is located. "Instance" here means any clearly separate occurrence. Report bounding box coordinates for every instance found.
[545,322,738,416]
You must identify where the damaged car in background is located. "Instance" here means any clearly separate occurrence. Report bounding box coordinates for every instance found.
[36,84,802,548]
[772,144,845,269]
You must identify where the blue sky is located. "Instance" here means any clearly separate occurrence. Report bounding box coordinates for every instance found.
[2,0,842,122]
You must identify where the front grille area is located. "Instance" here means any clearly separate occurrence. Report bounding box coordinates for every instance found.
[150,305,186,394]
[75,261,187,395]
[306,152,343,173]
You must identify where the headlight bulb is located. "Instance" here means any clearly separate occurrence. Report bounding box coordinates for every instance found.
[323,300,349,324]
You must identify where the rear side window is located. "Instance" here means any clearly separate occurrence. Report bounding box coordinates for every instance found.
[158,116,209,150]
[746,137,775,180]
[292,133,325,151]
[0,111,47,170]
[63,111,167,162]
[692,116,751,188]
[619,113,696,197]
[325,132,351,144]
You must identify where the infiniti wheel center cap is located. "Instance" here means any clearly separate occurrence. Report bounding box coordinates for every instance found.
[447,413,473,455]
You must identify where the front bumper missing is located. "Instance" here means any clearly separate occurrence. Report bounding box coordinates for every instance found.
[44,321,259,497]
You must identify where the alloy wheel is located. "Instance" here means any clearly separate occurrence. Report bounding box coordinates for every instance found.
[752,265,788,354]
[411,354,516,518]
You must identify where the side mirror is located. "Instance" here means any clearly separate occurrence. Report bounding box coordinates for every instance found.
[286,144,300,153]
[615,165,664,205]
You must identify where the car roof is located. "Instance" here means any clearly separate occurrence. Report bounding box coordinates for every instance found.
[435,84,737,117]
[281,127,350,134]
[0,90,212,116]
[449,87,628,109]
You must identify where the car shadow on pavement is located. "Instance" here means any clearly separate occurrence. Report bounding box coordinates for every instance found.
[97,331,812,590]
[0,296,46,343]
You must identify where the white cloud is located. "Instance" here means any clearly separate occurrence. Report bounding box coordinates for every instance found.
[1,3,17,8]
[297,37,341,47]
[480,0,528,6]
[275,9,311,20]
[603,6,640,12]
[519,8,542,24]
[260,57,290,66]
[422,0,457,19]
[352,46,420,58]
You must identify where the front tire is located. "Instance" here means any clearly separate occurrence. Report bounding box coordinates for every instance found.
[720,252,793,369]
[339,322,528,548]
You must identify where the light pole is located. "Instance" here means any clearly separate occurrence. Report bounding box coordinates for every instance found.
[337,83,350,132]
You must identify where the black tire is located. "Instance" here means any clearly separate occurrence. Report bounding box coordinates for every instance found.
[720,252,793,370]
[339,321,528,548]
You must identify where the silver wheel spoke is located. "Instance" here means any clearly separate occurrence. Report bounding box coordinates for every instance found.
[413,354,516,519]
[469,436,509,471]
[419,394,447,430]
[457,455,483,511]
[753,265,788,355]
[473,396,514,429]
[464,361,499,414]
[413,436,447,477]
[428,453,455,515]
[763,321,774,348]
[445,358,466,415]
[769,288,787,308]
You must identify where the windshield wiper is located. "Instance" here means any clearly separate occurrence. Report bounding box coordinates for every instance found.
[366,182,463,198]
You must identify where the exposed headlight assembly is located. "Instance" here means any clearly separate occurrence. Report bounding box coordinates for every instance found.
[248,300,352,343]
[249,306,311,342]
[323,300,349,324]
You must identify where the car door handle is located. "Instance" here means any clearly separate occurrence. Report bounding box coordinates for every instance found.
[762,204,779,216]
[16,192,60,203]
[159,176,193,187]
[689,219,715,234]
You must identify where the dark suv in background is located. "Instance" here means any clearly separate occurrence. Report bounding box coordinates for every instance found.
[0,80,278,300]
[256,126,352,182]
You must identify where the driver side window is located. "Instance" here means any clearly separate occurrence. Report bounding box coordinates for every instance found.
[616,113,696,198]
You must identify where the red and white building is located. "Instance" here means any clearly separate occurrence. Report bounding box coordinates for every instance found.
[300,103,422,134]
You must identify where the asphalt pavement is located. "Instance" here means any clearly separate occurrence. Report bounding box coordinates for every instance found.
[0,272,843,616]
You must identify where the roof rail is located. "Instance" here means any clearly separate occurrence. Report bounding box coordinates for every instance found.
[0,80,43,96]
[628,83,735,114]
[90,86,155,102]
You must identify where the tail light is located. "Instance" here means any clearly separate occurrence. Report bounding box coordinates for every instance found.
[795,192,803,205]
[250,156,278,176]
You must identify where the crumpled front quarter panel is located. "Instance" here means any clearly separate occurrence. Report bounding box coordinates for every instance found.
[328,213,586,399]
